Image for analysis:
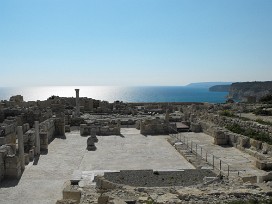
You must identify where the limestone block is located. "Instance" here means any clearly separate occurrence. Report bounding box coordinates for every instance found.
[56,199,77,204]
[91,135,98,143]
[87,137,96,151]
[213,130,228,145]
[5,155,21,179]
[228,133,238,145]
[40,132,48,143]
[239,137,250,148]
[262,143,272,154]
[24,153,29,165]
[190,123,202,133]
[98,196,109,204]
[65,125,71,133]
[6,144,16,155]
[236,145,245,151]
[5,133,16,144]
[29,149,34,161]
[244,148,257,157]
[22,123,30,133]
[0,137,6,145]
[256,160,267,170]
[255,152,267,160]
[5,167,21,179]
[5,155,20,169]
[63,183,81,204]
[258,172,272,183]
[96,176,118,190]
[250,138,262,150]
[0,146,8,158]
[241,174,257,183]
[90,128,96,137]
[0,158,4,181]
[80,124,89,136]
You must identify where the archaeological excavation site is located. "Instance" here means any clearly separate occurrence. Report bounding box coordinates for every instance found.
[1,89,272,204]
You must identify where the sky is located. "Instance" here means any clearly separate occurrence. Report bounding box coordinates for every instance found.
[0,0,271,86]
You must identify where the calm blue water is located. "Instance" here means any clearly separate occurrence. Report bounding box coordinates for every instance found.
[0,86,228,103]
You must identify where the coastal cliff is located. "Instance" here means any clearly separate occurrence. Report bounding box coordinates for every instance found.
[209,85,230,92]
[228,81,272,102]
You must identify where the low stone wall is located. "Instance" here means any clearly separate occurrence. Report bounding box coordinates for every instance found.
[140,118,176,135]
[199,120,272,170]
[0,145,20,181]
[80,124,120,136]
[0,123,16,145]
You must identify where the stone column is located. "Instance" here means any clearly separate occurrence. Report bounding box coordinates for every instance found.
[75,89,80,116]
[17,126,25,170]
[165,109,169,123]
[35,121,40,155]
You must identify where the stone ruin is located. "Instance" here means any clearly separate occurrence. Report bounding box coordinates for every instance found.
[87,137,96,151]
[86,128,98,151]
[138,117,177,135]
[80,120,121,136]
[181,104,272,172]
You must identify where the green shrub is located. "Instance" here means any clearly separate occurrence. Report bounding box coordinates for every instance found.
[70,117,86,126]
[256,118,272,126]
[220,110,235,117]
[260,94,272,104]
[226,124,272,145]
[254,108,272,116]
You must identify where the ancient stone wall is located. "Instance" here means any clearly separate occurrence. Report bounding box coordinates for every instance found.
[80,123,120,136]
[140,118,177,135]
[39,118,55,151]
[55,117,65,136]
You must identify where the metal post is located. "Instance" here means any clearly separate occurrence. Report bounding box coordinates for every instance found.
[191,141,193,152]
[212,155,215,169]
[219,160,222,170]
[227,165,229,177]
[206,152,207,162]
[201,147,202,158]
[196,144,198,158]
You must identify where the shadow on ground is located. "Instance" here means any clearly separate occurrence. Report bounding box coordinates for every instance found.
[0,177,21,188]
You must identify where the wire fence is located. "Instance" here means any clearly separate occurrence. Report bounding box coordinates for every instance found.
[170,132,245,178]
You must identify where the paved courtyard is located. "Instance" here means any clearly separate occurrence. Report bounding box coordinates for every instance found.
[0,128,194,204]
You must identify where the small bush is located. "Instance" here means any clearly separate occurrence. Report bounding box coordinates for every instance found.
[254,108,272,116]
[220,110,235,117]
[70,117,86,126]
[260,94,272,104]
[256,118,272,126]
[226,124,272,145]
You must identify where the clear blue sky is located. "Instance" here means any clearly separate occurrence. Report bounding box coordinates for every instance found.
[0,0,271,86]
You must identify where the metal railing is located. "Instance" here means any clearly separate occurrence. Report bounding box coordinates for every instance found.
[170,132,245,178]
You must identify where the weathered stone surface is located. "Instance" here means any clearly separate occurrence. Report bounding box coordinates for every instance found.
[63,182,81,204]
[190,122,202,133]
[87,137,96,151]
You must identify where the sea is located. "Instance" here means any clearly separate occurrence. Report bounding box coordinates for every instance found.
[0,86,228,103]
